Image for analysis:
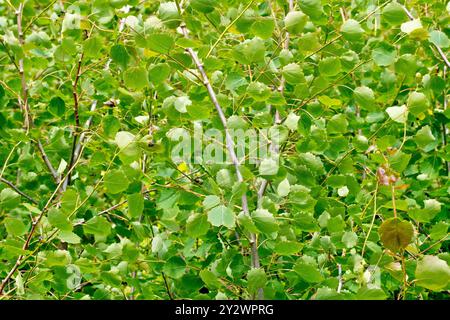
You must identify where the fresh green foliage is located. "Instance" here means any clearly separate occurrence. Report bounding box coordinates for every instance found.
[0,0,448,301]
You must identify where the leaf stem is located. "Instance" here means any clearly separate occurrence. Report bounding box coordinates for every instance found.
[205,0,256,59]
[391,184,397,219]
[362,182,378,257]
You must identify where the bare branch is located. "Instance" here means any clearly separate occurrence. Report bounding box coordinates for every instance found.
[337,264,343,293]
[37,140,60,183]
[180,24,262,277]
[16,3,32,133]
[0,177,38,204]
[12,3,60,184]
[62,100,97,191]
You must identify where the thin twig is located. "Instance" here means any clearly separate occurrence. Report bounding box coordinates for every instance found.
[36,140,60,183]
[362,183,378,257]
[12,3,60,183]
[402,5,450,68]
[337,264,343,293]
[62,100,97,191]
[442,66,449,176]
[23,0,58,34]
[205,0,256,58]
[161,272,173,300]
[98,199,128,216]
[64,53,85,187]
[257,0,293,209]
[391,184,398,219]
[0,177,38,204]
[303,1,391,61]
[16,3,32,133]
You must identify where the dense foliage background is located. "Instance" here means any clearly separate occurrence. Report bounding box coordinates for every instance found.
[0,0,449,300]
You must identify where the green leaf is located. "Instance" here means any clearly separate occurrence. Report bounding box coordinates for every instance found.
[146,33,175,54]
[281,63,305,84]
[318,57,342,77]
[237,212,259,233]
[259,158,279,176]
[251,18,275,39]
[341,19,364,41]
[327,114,348,134]
[407,91,429,117]
[0,188,21,210]
[327,215,345,233]
[251,209,279,234]
[115,131,135,149]
[277,178,291,197]
[299,0,325,22]
[429,30,450,48]
[148,63,171,84]
[401,19,429,40]
[342,231,358,248]
[48,97,65,117]
[202,195,220,210]
[4,217,27,237]
[298,32,320,52]
[382,2,408,25]
[284,112,300,131]
[372,44,396,66]
[207,205,235,228]
[386,105,408,123]
[233,37,265,65]
[83,36,103,58]
[296,213,320,232]
[274,241,302,255]
[389,151,411,173]
[247,268,267,294]
[247,82,271,101]
[48,208,72,232]
[186,213,209,237]
[414,125,435,148]
[124,67,149,91]
[110,44,130,69]
[294,262,324,283]
[163,256,186,279]
[415,255,450,291]
[354,86,376,111]
[284,11,307,34]
[378,218,414,252]
[356,287,387,300]
[83,216,112,238]
[174,96,191,113]
[190,0,215,13]
[318,95,341,107]
[429,222,448,241]
[104,169,130,194]
[57,231,81,244]
[408,199,442,223]
[43,250,71,267]
[103,115,121,138]
[200,269,221,289]
[227,115,249,130]
[158,2,181,28]
[127,193,144,218]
